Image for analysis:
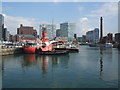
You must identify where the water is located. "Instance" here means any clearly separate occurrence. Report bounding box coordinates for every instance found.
[1,46,119,88]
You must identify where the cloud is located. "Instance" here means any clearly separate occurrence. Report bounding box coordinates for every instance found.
[80,17,88,23]
[87,2,118,18]
[85,2,118,36]
[4,14,41,35]
[76,17,94,36]
[4,14,59,35]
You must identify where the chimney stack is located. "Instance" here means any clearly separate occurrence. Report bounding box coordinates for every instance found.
[100,17,103,43]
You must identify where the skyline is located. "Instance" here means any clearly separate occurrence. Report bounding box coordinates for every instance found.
[1,2,118,37]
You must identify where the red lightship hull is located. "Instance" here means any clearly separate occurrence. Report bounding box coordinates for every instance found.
[24,47,38,54]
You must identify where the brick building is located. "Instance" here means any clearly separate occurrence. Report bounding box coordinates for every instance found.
[17,24,37,37]
[14,24,37,42]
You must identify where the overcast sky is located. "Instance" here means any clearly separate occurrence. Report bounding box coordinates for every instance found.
[1,1,118,37]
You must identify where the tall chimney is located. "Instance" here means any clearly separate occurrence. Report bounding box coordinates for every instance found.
[100,17,103,42]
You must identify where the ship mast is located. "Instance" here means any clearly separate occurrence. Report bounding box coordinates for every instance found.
[52,19,54,40]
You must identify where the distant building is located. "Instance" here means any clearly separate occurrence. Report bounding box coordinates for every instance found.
[60,22,76,39]
[86,28,99,43]
[77,37,82,42]
[39,24,56,40]
[17,24,37,37]
[14,34,37,42]
[102,36,108,43]
[15,24,37,42]
[9,34,14,42]
[107,33,113,43]
[86,30,93,43]
[55,37,68,42]
[0,14,4,41]
[56,29,61,37]
[82,35,86,43]
[2,28,7,41]
[115,33,120,43]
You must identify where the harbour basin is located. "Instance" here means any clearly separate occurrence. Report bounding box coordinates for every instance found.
[2,46,119,88]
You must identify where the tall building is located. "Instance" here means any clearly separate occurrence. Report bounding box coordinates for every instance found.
[115,33,120,43]
[86,31,93,43]
[93,28,99,43]
[17,24,37,37]
[86,28,99,43]
[2,28,8,41]
[56,29,61,37]
[0,14,4,41]
[60,22,76,38]
[39,24,56,40]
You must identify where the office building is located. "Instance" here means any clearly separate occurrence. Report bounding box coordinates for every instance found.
[60,22,76,38]
[86,28,99,43]
[0,14,4,41]
[2,28,7,41]
[56,29,61,37]
[39,24,56,40]
[115,33,120,43]
[82,35,86,43]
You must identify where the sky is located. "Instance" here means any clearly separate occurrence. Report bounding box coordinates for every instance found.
[1,1,118,37]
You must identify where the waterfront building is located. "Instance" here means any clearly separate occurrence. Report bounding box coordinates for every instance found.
[107,33,113,43]
[82,35,86,43]
[17,24,37,37]
[115,33,120,43]
[60,22,76,39]
[15,24,37,42]
[39,24,56,40]
[14,34,36,42]
[0,14,4,41]
[102,36,108,43]
[77,37,82,42]
[56,29,61,37]
[55,37,68,42]
[2,28,8,41]
[9,34,14,42]
[86,31,93,43]
[86,28,99,43]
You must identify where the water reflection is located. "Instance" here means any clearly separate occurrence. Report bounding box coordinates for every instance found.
[41,56,48,74]
[52,57,59,67]
[22,54,37,67]
[99,47,103,79]
[21,54,69,74]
